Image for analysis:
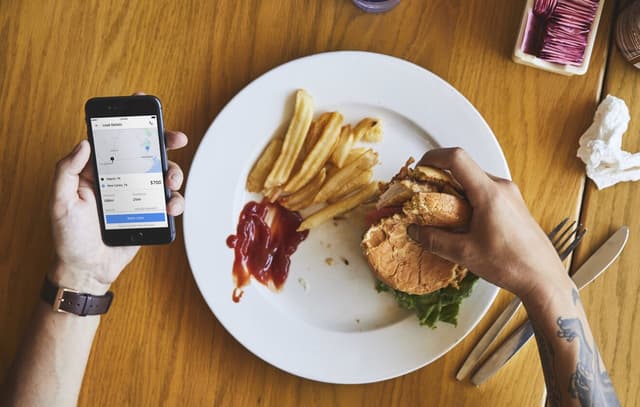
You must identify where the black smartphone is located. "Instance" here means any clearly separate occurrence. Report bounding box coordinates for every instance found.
[85,95,175,246]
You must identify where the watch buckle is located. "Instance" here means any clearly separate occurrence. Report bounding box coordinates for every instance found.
[53,286,78,313]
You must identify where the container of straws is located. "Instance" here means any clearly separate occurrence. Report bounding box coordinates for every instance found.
[513,0,605,75]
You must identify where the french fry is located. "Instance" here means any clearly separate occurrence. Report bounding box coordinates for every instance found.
[325,162,339,178]
[293,112,332,175]
[264,89,314,189]
[246,138,283,193]
[354,118,382,143]
[327,169,373,203]
[329,125,354,168]
[279,168,326,211]
[283,112,343,193]
[343,147,368,166]
[304,113,332,155]
[265,187,283,203]
[313,149,378,204]
[364,182,383,203]
[291,113,329,178]
[298,182,379,231]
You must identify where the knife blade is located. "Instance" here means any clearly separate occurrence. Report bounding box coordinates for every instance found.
[470,226,629,386]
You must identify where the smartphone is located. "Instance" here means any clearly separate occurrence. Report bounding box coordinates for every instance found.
[85,95,175,246]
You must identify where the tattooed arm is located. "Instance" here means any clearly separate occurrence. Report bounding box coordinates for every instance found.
[524,279,620,407]
[408,148,620,406]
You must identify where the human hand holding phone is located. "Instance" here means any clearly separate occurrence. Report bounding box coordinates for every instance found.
[49,126,188,294]
[4,110,188,406]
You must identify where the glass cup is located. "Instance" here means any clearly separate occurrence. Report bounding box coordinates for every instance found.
[352,0,401,13]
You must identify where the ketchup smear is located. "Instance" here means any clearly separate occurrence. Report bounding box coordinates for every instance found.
[226,199,308,302]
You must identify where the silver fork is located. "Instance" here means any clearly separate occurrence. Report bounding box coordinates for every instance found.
[455,218,586,381]
[547,217,587,262]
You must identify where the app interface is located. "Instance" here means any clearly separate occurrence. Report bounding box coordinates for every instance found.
[91,115,167,230]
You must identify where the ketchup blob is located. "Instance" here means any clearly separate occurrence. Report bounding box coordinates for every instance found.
[226,199,308,302]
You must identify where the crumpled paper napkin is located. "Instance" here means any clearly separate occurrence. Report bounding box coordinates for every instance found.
[577,94,640,189]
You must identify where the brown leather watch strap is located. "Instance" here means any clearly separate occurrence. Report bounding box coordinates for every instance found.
[41,278,113,316]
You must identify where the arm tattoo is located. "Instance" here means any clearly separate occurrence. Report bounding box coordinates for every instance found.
[572,288,581,305]
[534,288,620,407]
[556,315,619,406]
[556,289,620,406]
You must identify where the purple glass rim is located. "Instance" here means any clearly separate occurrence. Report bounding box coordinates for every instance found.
[352,0,401,13]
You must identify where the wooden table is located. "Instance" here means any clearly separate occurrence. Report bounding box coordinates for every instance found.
[1,0,638,405]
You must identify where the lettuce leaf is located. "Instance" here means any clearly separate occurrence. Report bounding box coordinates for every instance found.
[375,273,479,328]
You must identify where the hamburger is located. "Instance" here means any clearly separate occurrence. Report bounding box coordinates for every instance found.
[361,159,472,296]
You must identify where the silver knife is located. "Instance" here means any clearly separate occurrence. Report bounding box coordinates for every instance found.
[470,226,629,386]
[456,295,523,380]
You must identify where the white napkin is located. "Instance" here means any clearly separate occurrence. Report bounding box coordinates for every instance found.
[577,94,640,189]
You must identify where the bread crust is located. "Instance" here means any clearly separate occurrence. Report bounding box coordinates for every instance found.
[403,192,471,228]
[361,164,471,295]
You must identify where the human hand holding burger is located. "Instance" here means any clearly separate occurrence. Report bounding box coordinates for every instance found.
[401,148,622,406]
[405,147,571,306]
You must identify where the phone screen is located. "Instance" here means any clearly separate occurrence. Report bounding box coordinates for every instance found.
[90,115,168,230]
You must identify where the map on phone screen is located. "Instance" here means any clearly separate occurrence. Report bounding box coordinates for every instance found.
[90,115,168,229]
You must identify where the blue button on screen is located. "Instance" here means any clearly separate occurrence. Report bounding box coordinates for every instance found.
[106,213,166,224]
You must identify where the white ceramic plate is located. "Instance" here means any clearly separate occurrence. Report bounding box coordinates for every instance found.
[184,51,510,384]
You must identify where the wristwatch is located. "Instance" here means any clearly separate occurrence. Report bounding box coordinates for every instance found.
[41,278,114,316]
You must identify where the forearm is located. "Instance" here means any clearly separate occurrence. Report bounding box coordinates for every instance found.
[4,301,99,406]
[522,276,620,407]
[3,262,110,407]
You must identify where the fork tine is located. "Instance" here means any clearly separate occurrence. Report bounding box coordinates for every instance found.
[548,218,569,240]
[553,220,577,248]
[559,228,587,261]
[556,223,581,251]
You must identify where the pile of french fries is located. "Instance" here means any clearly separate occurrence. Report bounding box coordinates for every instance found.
[246,89,383,231]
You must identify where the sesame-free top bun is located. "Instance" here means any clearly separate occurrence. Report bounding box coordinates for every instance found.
[403,192,471,228]
[361,163,471,295]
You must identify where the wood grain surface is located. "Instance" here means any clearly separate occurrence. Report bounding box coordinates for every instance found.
[1,0,636,405]
[570,29,640,407]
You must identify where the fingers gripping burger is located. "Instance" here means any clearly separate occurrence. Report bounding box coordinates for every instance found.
[361,159,472,296]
